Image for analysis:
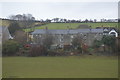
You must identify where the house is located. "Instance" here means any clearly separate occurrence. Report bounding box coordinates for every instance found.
[31,28,105,48]
[0,26,13,43]
[31,28,118,48]
[103,27,118,37]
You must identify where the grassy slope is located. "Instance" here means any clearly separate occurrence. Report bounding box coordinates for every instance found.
[2,56,118,78]
[0,19,118,32]
[24,22,118,32]
[37,23,118,29]
[0,20,11,27]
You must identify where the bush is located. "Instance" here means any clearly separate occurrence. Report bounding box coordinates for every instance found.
[47,51,67,56]
[29,45,47,57]
[2,40,20,56]
[93,39,102,48]
[47,51,58,56]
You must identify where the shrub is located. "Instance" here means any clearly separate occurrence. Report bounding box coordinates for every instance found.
[93,39,102,48]
[82,44,89,53]
[47,51,58,56]
[48,51,67,56]
[29,45,47,57]
[102,35,116,53]
[2,40,20,56]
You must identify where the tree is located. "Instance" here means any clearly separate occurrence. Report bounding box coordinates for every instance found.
[29,45,47,57]
[60,18,64,23]
[2,40,20,56]
[84,19,89,23]
[52,18,59,23]
[72,35,82,51]
[43,34,53,49]
[102,35,116,53]
[93,39,102,52]
[9,15,16,20]
[9,14,35,28]
[8,22,21,36]
[94,19,97,22]
[15,14,23,21]
[102,36,116,47]
[93,39,102,48]
[45,19,51,23]
[63,19,67,23]
[14,30,27,45]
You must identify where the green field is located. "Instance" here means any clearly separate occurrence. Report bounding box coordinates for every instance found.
[24,22,118,32]
[2,56,118,78]
[0,19,118,32]
[0,20,11,27]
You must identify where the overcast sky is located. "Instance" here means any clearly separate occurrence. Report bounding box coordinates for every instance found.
[0,1,118,20]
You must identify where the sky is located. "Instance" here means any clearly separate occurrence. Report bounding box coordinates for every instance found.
[0,1,119,20]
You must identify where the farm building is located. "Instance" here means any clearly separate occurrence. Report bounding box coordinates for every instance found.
[31,27,118,48]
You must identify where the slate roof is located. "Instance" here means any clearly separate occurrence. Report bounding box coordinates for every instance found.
[31,29,104,35]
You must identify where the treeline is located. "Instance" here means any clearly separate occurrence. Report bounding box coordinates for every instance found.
[40,18,118,23]
[1,13,118,23]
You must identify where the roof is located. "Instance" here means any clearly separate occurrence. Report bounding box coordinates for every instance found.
[31,29,103,35]
[0,26,13,39]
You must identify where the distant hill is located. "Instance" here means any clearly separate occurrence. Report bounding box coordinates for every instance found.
[24,22,118,32]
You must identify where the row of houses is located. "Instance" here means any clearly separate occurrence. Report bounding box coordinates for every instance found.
[31,27,118,48]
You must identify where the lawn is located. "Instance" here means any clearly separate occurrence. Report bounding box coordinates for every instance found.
[24,22,118,32]
[2,56,118,78]
[38,23,118,29]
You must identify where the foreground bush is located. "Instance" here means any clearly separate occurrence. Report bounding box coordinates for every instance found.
[29,45,47,57]
[2,40,20,56]
[47,51,66,56]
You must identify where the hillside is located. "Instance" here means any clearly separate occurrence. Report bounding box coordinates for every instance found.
[0,19,118,32]
[24,22,118,32]
[0,19,11,27]
[36,22,118,29]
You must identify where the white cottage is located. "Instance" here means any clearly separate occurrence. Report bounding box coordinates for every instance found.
[109,29,118,37]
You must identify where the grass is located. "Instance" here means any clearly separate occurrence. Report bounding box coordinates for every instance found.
[0,19,118,32]
[0,20,11,27]
[24,22,118,32]
[2,55,118,78]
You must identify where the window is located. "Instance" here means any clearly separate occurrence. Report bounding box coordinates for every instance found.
[60,38,63,42]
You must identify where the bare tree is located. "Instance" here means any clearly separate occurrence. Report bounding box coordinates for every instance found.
[14,30,27,45]
[43,34,54,49]
[9,14,35,28]
[72,35,82,49]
